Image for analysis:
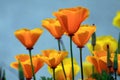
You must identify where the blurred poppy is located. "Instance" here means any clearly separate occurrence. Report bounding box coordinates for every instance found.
[82,61,93,78]
[14,28,43,50]
[53,6,89,36]
[42,18,64,39]
[39,49,68,68]
[113,11,120,28]
[87,36,117,53]
[86,50,114,73]
[10,54,44,78]
[72,24,96,48]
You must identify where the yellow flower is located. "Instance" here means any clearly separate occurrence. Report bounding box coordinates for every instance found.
[53,6,89,36]
[14,28,43,50]
[38,49,68,68]
[113,11,120,28]
[48,58,80,80]
[87,35,117,53]
[42,18,64,39]
[82,61,93,78]
[72,24,96,48]
[10,54,44,78]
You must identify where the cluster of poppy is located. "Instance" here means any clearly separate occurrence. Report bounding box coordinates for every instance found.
[9,6,120,80]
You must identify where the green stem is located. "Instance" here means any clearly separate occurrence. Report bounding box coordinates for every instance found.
[92,45,94,74]
[57,39,67,79]
[115,70,117,80]
[70,36,74,80]
[93,45,95,52]
[79,48,84,80]
[53,68,55,80]
[28,49,36,80]
[60,39,66,51]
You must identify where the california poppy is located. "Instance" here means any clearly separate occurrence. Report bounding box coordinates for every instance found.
[86,50,114,73]
[10,54,44,79]
[72,24,96,48]
[53,6,89,36]
[42,18,64,39]
[14,28,43,50]
[38,49,68,68]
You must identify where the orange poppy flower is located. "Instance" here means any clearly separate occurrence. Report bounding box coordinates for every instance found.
[86,56,108,73]
[38,49,68,68]
[10,54,44,78]
[53,6,89,36]
[42,18,64,39]
[14,28,43,50]
[86,50,114,73]
[72,24,96,48]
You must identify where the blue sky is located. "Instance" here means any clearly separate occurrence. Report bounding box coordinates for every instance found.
[0,0,120,79]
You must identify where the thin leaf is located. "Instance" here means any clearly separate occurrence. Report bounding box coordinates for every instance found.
[18,61,25,80]
[113,51,118,70]
[40,76,46,80]
[40,76,53,80]
[2,70,6,80]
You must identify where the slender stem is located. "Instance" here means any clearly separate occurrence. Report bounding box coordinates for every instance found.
[58,39,61,50]
[115,70,117,80]
[60,39,66,51]
[57,39,67,79]
[79,48,84,80]
[92,45,94,74]
[93,45,95,52]
[70,36,74,80]
[28,49,36,80]
[53,68,55,80]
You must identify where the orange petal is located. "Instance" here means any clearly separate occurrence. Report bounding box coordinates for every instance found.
[10,62,18,70]
[86,56,100,73]
[15,54,30,62]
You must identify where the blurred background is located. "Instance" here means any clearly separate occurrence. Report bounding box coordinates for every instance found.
[0,0,120,79]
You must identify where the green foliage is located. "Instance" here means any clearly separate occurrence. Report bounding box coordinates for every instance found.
[107,45,112,68]
[92,70,114,80]
[0,67,6,80]
[113,51,118,70]
[18,61,25,80]
[40,76,53,80]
